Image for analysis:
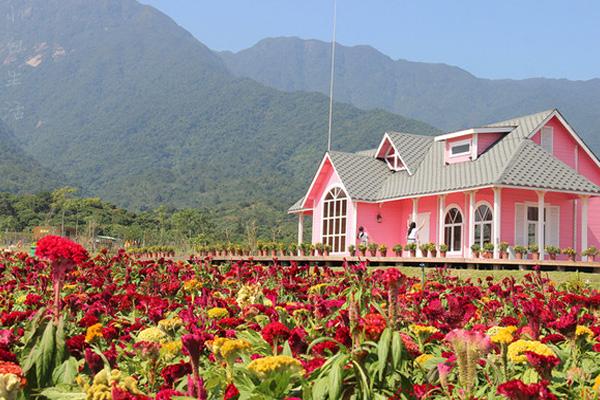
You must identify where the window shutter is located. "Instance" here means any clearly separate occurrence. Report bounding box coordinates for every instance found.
[515,204,526,246]
[546,206,560,247]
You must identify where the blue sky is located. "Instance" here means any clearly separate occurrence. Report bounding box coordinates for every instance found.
[141,0,600,80]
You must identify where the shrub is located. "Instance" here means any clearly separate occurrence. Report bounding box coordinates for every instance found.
[513,245,527,254]
[392,244,403,253]
[528,244,539,253]
[404,243,417,251]
[378,244,387,252]
[439,243,449,252]
[562,247,577,257]
[499,241,509,252]
[483,242,494,252]
[470,243,481,252]
[582,246,598,257]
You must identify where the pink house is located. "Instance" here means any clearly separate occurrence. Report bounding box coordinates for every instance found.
[289,109,600,260]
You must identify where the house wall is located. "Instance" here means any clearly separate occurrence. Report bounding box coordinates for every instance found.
[355,200,410,250]
[307,158,356,254]
[477,133,505,155]
[531,115,600,251]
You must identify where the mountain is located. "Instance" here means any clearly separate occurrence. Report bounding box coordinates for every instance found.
[220,37,600,153]
[0,120,58,193]
[0,0,438,215]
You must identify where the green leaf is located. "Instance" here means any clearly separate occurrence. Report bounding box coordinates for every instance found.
[282,340,293,357]
[311,377,329,400]
[328,360,342,400]
[52,357,80,386]
[391,331,403,368]
[39,387,85,400]
[377,328,392,380]
[35,320,56,387]
[55,317,67,368]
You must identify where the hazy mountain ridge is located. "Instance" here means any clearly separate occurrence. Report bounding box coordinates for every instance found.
[0,0,437,214]
[220,37,600,152]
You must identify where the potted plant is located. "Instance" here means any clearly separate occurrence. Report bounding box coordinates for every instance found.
[428,243,437,258]
[483,242,494,259]
[528,244,539,260]
[358,243,367,257]
[270,242,278,257]
[582,246,598,261]
[368,242,379,257]
[499,242,510,259]
[545,245,560,260]
[315,242,325,256]
[439,243,448,257]
[470,243,481,258]
[301,242,311,256]
[278,242,288,256]
[562,247,577,261]
[392,244,403,257]
[379,243,388,257]
[419,243,429,257]
[324,243,332,256]
[514,245,527,260]
[405,243,417,257]
[288,243,298,256]
[348,244,356,257]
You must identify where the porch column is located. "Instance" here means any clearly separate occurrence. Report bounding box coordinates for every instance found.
[297,213,304,254]
[493,188,502,259]
[581,195,589,261]
[411,198,419,224]
[438,194,446,245]
[537,191,546,260]
[468,191,476,257]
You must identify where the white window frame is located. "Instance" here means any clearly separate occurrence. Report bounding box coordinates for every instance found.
[321,187,348,254]
[444,204,464,254]
[383,145,406,172]
[473,201,493,247]
[449,139,472,158]
[540,126,554,154]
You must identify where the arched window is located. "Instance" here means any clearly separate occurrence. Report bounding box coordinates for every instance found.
[474,203,493,247]
[322,187,347,253]
[444,207,463,253]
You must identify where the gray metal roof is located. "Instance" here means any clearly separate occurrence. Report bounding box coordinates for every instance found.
[386,132,433,175]
[289,109,600,212]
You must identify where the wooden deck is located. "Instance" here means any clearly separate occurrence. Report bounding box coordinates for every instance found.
[205,255,600,271]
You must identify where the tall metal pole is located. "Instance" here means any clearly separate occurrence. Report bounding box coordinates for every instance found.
[327,0,337,152]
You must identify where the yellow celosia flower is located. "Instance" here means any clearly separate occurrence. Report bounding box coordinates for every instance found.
[220,339,252,360]
[236,284,262,309]
[183,279,203,292]
[593,374,600,394]
[308,283,329,294]
[575,325,594,340]
[82,369,143,400]
[507,339,555,363]
[487,326,517,345]
[63,283,77,291]
[223,278,237,286]
[247,355,304,379]
[85,323,104,343]
[14,295,26,305]
[207,307,229,319]
[414,353,434,368]
[410,283,422,293]
[410,324,439,336]
[160,340,182,361]
[136,327,166,343]
[208,337,229,356]
[0,373,23,400]
[158,317,183,331]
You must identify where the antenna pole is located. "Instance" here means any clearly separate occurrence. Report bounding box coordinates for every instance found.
[327,0,337,152]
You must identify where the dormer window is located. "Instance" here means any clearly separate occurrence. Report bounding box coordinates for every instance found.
[450,140,471,157]
[384,146,405,171]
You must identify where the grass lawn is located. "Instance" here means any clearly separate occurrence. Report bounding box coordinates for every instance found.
[392,266,600,288]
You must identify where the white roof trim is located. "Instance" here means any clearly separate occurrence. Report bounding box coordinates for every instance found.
[434,126,515,142]
[375,132,414,175]
[529,109,600,169]
[299,152,352,210]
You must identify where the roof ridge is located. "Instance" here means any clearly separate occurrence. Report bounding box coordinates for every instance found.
[387,131,435,140]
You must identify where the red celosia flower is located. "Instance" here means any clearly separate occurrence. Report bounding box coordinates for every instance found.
[223,383,239,400]
[540,334,565,344]
[111,386,151,400]
[302,357,326,374]
[361,313,386,341]
[0,348,17,363]
[66,334,87,358]
[0,361,26,386]
[311,340,338,356]
[549,308,579,337]
[155,389,184,400]
[288,327,308,355]
[261,322,290,345]
[400,333,420,358]
[160,361,191,389]
[497,379,557,400]
[35,235,88,264]
[524,352,560,380]
[412,383,440,399]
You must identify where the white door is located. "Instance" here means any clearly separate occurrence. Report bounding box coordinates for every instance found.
[417,213,430,256]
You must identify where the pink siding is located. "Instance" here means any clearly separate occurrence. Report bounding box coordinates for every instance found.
[445,135,473,164]
[355,200,410,249]
[477,133,504,155]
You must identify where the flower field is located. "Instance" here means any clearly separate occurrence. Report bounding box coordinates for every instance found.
[0,236,599,399]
